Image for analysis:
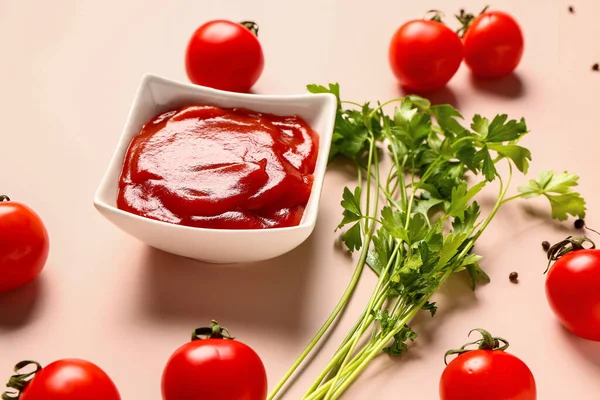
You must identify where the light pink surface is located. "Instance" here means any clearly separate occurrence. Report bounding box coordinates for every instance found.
[1,1,599,399]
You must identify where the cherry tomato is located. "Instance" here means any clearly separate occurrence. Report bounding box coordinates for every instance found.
[185,20,264,93]
[0,195,49,293]
[3,359,121,400]
[463,10,524,78]
[388,19,463,92]
[440,329,537,400]
[545,237,600,341]
[162,321,267,400]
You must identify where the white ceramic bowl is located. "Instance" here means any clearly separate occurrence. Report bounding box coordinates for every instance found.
[94,74,337,264]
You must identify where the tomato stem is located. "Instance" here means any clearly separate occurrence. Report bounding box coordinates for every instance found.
[444,329,509,365]
[455,5,490,37]
[240,21,259,36]
[424,9,445,23]
[545,236,596,273]
[191,320,234,341]
[2,361,42,400]
[0,195,10,202]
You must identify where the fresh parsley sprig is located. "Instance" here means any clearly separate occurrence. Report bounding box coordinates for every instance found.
[268,84,586,400]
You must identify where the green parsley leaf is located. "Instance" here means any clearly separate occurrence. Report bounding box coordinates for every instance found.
[452,202,481,234]
[383,324,418,356]
[447,181,486,219]
[454,253,484,271]
[422,301,438,317]
[488,143,532,174]
[485,115,528,143]
[381,206,408,242]
[474,147,497,181]
[471,114,489,137]
[381,210,428,245]
[436,232,470,270]
[405,94,431,109]
[372,309,393,332]
[307,83,340,103]
[518,171,586,220]
[394,100,418,126]
[466,262,490,290]
[423,224,444,252]
[338,186,362,229]
[331,117,369,161]
[417,229,442,274]
[308,83,376,162]
[519,170,578,195]
[412,198,443,220]
[431,104,468,135]
[456,142,478,171]
[395,104,432,146]
[547,193,587,221]
[404,253,423,271]
[407,214,429,245]
[366,229,392,276]
[341,223,362,252]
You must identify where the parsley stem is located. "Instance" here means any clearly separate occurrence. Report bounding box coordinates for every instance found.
[419,156,444,185]
[328,311,419,399]
[268,140,380,400]
[369,97,405,119]
[322,134,383,398]
[303,286,391,397]
[267,221,373,399]
[473,162,513,242]
[381,110,407,209]
[328,272,452,399]
[500,192,524,204]
[451,135,481,149]
[304,336,385,400]
[322,241,401,399]
[384,166,400,201]
[364,137,375,235]
[404,163,417,229]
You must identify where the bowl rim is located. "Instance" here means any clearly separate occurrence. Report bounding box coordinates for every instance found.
[93,73,337,235]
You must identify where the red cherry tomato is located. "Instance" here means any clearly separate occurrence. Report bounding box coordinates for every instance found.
[162,321,267,400]
[545,237,600,341]
[440,329,536,400]
[3,359,121,400]
[0,195,49,293]
[389,19,463,92]
[185,20,264,93]
[463,11,524,78]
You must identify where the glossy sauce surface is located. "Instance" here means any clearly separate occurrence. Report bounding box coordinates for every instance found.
[117,105,319,229]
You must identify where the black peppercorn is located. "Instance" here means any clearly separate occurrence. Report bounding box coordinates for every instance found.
[568,6,575,13]
[593,63,599,72]
[542,241,550,251]
[509,272,519,283]
[575,219,585,229]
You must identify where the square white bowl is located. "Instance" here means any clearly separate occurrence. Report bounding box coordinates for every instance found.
[93,74,337,264]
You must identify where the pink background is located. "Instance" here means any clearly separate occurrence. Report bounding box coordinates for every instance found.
[1,0,599,398]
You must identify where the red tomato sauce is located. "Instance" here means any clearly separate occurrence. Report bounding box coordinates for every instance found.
[117,105,319,229]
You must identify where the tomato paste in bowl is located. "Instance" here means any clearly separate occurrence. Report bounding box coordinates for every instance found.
[117,105,319,230]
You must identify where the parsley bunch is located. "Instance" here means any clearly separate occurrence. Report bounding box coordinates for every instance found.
[268,84,585,400]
